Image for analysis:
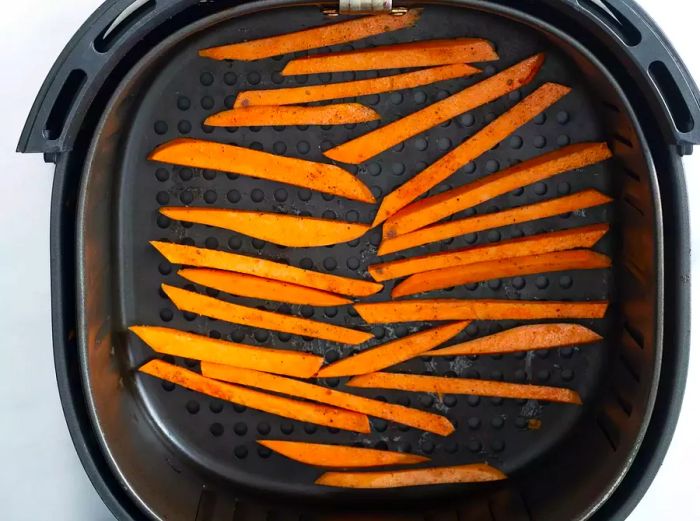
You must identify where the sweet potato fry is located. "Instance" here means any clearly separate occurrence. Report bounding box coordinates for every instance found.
[316,321,469,378]
[324,53,545,164]
[353,299,609,323]
[282,39,497,75]
[199,10,422,61]
[347,372,582,404]
[204,103,379,127]
[391,250,611,297]
[163,285,373,345]
[378,189,612,255]
[160,208,370,247]
[201,364,455,436]
[258,440,428,467]
[129,326,323,378]
[151,241,382,297]
[234,64,479,107]
[373,82,572,225]
[177,269,351,307]
[384,142,613,235]
[369,224,609,281]
[427,323,602,357]
[139,360,369,432]
[315,463,506,488]
[149,138,374,203]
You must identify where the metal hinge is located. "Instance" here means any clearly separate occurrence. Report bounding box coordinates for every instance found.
[324,0,408,16]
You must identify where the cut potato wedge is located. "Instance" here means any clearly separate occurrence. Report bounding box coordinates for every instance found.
[160,208,371,247]
[130,326,323,378]
[201,364,455,436]
[139,360,370,432]
[316,463,506,488]
[149,138,374,203]
[258,440,428,468]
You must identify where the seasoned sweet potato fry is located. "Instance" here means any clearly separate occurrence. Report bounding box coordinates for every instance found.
[163,285,373,345]
[316,321,468,378]
[392,250,611,297]
[324,53,545,164]
[177,269,351,306]
[427,323,602,357]
[282,39,497,75]
[384,142,613,236]
[347,372,582,404]
[234,64,479,107]
[130,326,323,377]
[373,82,572,225]
[201,364,455,436]
[354,299,609,323]
[204,103,379,127]
[149,138,374,203]
[160,208,370,248]
[151,241,382,297]
[378,189,612,255]
[369,224,609,281]
[258,440,428,467]
[140,360,369,432]
[315,463,506,488]
[199,10,422,61]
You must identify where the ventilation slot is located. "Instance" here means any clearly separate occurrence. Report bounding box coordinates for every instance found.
[578,0,642,46]
[194,489,218,521]
[597,414,619,451]
[94,0,156,53]
[43,69,87,140]
[619,353,640,383]
[613,133,633,148]
[649,60,695,133]
[623,195,645,217]
[602,100,621,113]
[624,321,645,349]
[615,392,633,417]
[624,168,641,181]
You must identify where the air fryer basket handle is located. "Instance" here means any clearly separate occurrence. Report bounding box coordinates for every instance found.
[16,0,235,159]
[572,0,700,153]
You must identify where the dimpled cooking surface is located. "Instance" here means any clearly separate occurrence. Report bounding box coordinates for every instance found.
[117,5,615,500]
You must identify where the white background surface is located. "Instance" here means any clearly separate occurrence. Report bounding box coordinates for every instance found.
[0,1,697,519]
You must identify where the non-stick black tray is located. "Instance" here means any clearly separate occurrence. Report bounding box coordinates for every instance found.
[118,5,615,501]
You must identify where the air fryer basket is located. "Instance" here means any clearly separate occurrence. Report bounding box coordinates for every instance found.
[18,1,698,520]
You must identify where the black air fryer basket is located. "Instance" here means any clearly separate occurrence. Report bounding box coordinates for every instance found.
[18,0,698,520]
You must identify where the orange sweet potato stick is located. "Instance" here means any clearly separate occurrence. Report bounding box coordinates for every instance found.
[151,241,383,297]
[201,363,455,436]
[234,64,480,107]
[384,142,613,236]
[378,189,612,255]
[315,463,507,488]
[139,360,370,432]
[204,103,380,127]
[258,440,429,467]
[353,299,609,323]
[427,323,602,357]
[199,10,422,61]
[347,372,582,404]
[316,321,469,378]
[369,224,609,281]
[323,53,545,165]
[391,250,611,297]
[149,138,374,203]
[282,39,497,75]
[373,82,572,225]
[160,208,370,248]
[177,269,351,307]
[163,284,373,345]
[129,326,323,378]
